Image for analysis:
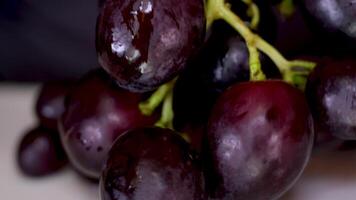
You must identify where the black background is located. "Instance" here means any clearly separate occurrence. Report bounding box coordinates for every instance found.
[0,0,100,81]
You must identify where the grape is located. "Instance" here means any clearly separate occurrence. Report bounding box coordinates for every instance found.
[96,0,205,92]
[35,82,70,130]
[173,32,249,130]
[17,126,67,177]
[203,80,314,200]
[180,123,206,154]
[100,127,205,200]
[300,0,356,54]
[305,59,356,140]
[59,69,157,179]
[173,23,279,131]
[268,2,315,56]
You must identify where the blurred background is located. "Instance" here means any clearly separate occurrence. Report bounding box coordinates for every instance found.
[0,0,99,82]
[0,1,100,199]
[1,1,356,200]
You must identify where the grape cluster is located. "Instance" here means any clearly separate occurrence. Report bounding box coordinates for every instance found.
[17,83,69,176]
[16,0,356,199]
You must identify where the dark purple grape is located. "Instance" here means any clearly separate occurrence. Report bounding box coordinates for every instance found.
[17,126,67,177]
[173,24,279,131]
[59,69,157,179]
[180,123,206,154]
[35,82,70,130]
[96,0,205,92]
[173,33,248,130]
[300,0,356,54]
[203,81,314,200]
[268,2,315,56]
[306,59,356,140]
[100,127,205,200]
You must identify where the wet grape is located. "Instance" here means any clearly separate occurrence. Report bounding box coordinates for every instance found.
[173,23,279,131]
[300,0,356,55]
[100,127,205,200]
[59,69,157,179]
[96,0,205,92]
[306,59,356,140]
[203,80,314,200]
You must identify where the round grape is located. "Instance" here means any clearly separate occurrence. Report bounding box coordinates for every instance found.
[59,69,157,179]
[203,80,314,200]
[17,126,67,177]
[100,127,205,200]
[96,0,205,92]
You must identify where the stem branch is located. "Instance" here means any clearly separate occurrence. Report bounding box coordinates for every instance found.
[206,0,316,88]
[139,79,176,129]
[155,90,174,129]
[139,83,172,116]
[241,0,260,29]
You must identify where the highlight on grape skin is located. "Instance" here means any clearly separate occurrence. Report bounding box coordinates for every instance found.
[96,0,206,92]
[203,81,314,200]
[100,127,205,200]
[3,0,356,199]
[58,69,158,179]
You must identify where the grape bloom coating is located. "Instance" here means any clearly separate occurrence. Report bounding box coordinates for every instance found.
[100,127,205,200]
[59,70,157,179]
[96,0,206,92]
[204,81,314,200]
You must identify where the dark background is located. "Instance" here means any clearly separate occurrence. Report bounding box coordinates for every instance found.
[0,0,100,81]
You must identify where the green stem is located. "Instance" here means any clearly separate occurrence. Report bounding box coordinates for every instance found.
[241,0,260,29]
[292,75,308,90]
[254,36,316,84]
[206,0,316,88]
[154,90,174,129]
[139,79,176,129]
[249,3,260,29]
[247,44,265,81]
[139,80,174,116]
[278,0,295,17]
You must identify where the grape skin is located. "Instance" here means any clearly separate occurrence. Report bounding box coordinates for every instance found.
[59,69,157,179]
[300,0,356,54]
[173,22,279,133]
[35,82,70,130]
[203,81,314,200]
[96,0,206,92]
[100,127,205,200]
[306,59,356,140]
[17,126,67,177]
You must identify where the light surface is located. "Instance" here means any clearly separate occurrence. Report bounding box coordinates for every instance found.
[1,84,356,200]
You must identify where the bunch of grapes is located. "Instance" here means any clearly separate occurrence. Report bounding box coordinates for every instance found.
[17,0,356,199]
